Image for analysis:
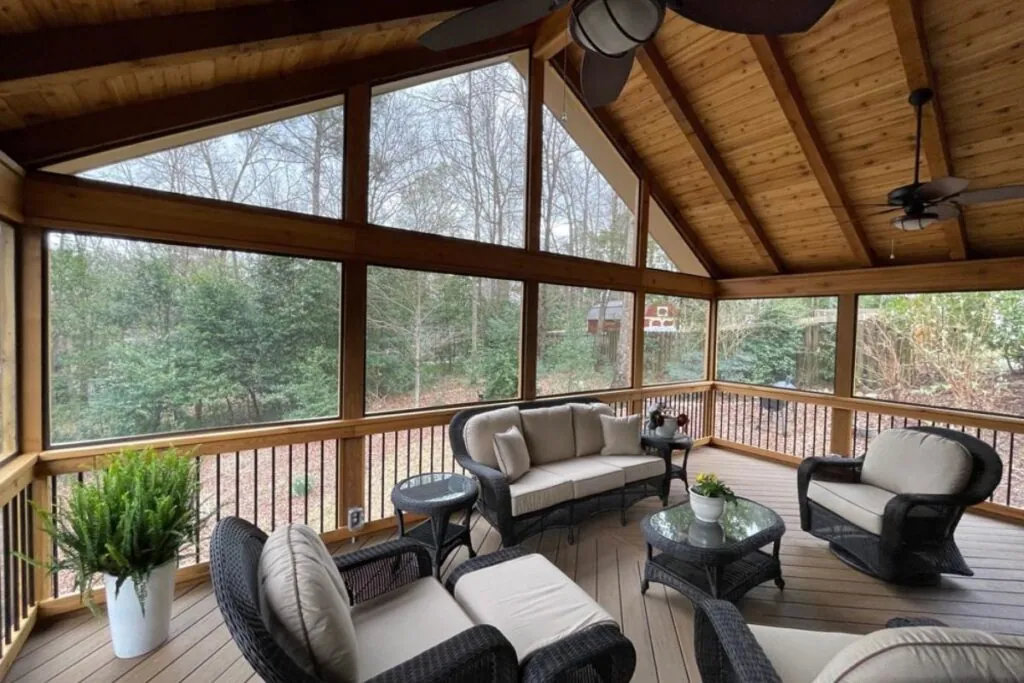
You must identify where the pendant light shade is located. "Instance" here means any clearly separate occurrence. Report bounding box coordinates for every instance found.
[571,0,665,57]
[892,215,939,231]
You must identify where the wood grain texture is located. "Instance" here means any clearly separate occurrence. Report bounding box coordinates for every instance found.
[533,6,571,60]
[0,153,22,223]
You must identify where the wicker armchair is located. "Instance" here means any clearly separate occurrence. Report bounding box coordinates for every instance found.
[797,426,1003,583]
[209,517,518,683]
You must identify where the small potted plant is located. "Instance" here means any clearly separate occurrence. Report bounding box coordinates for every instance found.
[35,448,202,658]
[689,472,736,523]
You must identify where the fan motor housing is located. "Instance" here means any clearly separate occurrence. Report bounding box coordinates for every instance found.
[887,183,921,207]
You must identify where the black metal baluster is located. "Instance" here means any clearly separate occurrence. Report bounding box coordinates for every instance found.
[235,451,241,518]
[320,441,326,534]
[288,445,293,524]
[270,447,276,530]
[367,436,374,521]
[50,477,58,598]
[304,443,310,525]
[9,496,18,627]
[812,405,818,454]
[195,456,201,563]
[253,449,259,526]
[26,485,35,607]
[215,453,222,524]
[1007,434,1015,507]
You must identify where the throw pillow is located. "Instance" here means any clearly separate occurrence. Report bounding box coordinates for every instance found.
[571,403,616,457]
[493,425,531,483]
[260,524,359,683]
[599,414,644,455]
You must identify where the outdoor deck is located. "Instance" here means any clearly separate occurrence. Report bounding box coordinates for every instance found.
[12,446,1024,683]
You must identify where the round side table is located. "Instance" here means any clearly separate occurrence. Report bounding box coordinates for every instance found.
[641,430,694,505]
[391,472,478,578]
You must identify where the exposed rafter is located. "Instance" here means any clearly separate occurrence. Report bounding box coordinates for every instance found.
[0,33,532,169]
[0,0,491,96]
[636,44,786,274]
[551,51,723,279]
[533,6,573,60]
[887,0,969,261]
[748,36,876,268]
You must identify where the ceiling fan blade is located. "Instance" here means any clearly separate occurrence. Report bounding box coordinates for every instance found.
[581,48,636,107]
[418,0,562,51]
[917,176,970,202]
[928,203,961,221]
[868,207,904,217]
[953,185,1024,205]
[666,0,837,34]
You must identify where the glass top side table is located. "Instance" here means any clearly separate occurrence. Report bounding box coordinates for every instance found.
[391,472,478,578]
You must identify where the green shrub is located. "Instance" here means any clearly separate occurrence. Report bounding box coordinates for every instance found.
[33,448,203,612]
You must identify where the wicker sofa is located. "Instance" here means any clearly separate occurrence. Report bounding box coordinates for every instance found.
[694,599,1024,683]
[450,396,669,547]
[210,517,636,683]
[798,426,1003,584]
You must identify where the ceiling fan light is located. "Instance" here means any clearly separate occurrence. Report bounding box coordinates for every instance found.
[893,215,938,231]
[571,0,664,57]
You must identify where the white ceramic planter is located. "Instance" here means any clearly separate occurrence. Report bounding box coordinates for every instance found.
[655,423,678,438]
[104,560,176,658]
[689,490,726,523]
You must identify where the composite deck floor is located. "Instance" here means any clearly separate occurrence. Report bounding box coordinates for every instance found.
[13,447,1024,683]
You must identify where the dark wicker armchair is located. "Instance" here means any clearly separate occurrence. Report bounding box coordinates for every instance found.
[798,426,1003,583]
[209,517,518,683]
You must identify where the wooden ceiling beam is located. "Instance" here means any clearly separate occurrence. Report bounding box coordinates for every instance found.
[887,0,970,261]
[748,36,876,269]
[551,52,723,279]
[636,44,786,274]
[0,152,23,224]
[0,0,491,96]
[533,7,573,60]
[0,33,532,169]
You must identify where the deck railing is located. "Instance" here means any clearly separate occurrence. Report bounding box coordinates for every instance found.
[713,386,833,460]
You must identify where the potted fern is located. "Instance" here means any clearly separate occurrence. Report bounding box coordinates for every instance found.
[37,448,202,658]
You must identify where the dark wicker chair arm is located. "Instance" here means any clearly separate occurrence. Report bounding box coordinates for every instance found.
[798,455,864,489]
[367,624,519,683]
[694,600,782,683]
[886,616,949,628]
[334,538,433,605]
[521,623,636,683]
[445,545,527,592]
[456,453,513,515]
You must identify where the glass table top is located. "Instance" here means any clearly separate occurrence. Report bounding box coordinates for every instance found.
[646,498,781,551]
[395,472,475,504]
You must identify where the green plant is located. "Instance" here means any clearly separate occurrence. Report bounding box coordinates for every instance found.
[31,448,203,613]
[291,475,314,498]
[691,472,736,503]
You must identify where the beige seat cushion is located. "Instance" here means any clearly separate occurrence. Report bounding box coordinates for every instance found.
[493,425,530,483]
[813,626,1024,683]
[509,468,574,516]
[521,405,576,464]
[259,525,359,683]
[463,406,523,470]
[351,577,474,681]
[592,454,666,483]
[861,429,972,495]
[599,414,644,455]
[454,553,616,661]
[750,625,860,683]
[807,480,896,535]
[536,457,626,499]
[571,403,615,457]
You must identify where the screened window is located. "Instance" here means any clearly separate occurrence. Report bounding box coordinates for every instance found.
[0,224,14,458]
[366,267,522,413]
[643,295,708,385]
[538,284,633,395]
[369,60,527,246]
[48,234,341,444]
[716,297,837,394]
[856,291,1024,416]
[82,104,345,218]
[647,237,679,272]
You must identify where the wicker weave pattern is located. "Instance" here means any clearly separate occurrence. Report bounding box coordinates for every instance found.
[693,600,781,683]
[334,538,433,604]
[886,616,949,628]
[366,624,519,683]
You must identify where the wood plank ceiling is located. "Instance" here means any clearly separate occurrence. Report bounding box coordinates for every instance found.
[0,0,1021,278]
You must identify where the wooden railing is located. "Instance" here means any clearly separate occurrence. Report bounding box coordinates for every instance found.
[0,455,38,678]
[713,386,833,460]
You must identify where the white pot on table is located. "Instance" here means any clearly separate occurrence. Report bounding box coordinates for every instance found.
[104,560,176,658]
[689,490,726,523]
[655,423,678,438]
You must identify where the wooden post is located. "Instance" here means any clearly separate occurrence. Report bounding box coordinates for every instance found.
[0,223,17,459]
[343,83,370,223]
[31,477,52,601]
[18,227,43,455]
[520,55,544,401]
[830,294,857,456]
[703,298,718,439]
[630,178,650,415]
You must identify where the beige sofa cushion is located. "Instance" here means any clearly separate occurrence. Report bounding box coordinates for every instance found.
[571,403,615,457]
[509,468,574,516]
[493,426,530,483]
[454,553,616,661]
[535,457,627,499]
[599,414,644,455]
[807,480,896,535]
[751,624,860,683]
[351,577,474,680]
[463,406,523,470]
[592,454,666,483]
[521,405,576,464]
[813,626,1024,683]
[861,428,972,495]
[259,525,359,683]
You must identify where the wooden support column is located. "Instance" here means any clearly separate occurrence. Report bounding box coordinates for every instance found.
[630,178,651,415]
[704,298,718,439]
[18,227,43,455]
[829,294,857,456]
[520,55,545,401]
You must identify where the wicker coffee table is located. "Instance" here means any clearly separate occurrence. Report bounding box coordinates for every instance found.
[392,472,478,578]
[641,497,786,602]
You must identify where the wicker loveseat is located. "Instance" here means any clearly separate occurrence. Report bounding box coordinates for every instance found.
[798,426,1003,584]
[450,396,669,547]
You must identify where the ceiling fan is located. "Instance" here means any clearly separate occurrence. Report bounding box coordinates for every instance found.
[418,0,839,107]
[879,88,1024,232]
